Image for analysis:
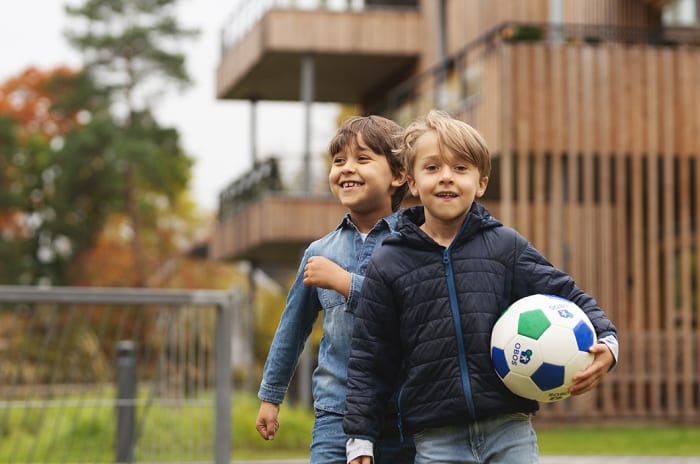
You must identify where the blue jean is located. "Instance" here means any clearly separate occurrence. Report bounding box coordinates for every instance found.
[413,413,539,464]
[310,410,415,464]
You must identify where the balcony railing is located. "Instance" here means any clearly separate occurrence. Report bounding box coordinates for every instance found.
[220,0,419,55]
[372,21,700,120]
[217,155,334,222]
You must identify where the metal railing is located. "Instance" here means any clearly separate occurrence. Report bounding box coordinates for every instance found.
[217,155,333,222]
[0,285,241,464]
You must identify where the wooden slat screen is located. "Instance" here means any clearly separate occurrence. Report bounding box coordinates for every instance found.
[487,43,700,422]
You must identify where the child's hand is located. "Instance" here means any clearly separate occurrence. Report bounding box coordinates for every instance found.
[349,457,373,464]
[303,256,351,297]
[255,401,280,440]
[569,343,614,396]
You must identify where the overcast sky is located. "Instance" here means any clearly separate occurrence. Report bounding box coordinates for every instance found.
[0,0,339,212]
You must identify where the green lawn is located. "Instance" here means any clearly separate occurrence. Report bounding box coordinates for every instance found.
[240,423,700,459]
[536,424,700,456]
[2,390,698,461]
[236,393,700,458]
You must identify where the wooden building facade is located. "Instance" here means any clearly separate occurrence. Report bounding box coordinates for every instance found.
[212,0,700,422]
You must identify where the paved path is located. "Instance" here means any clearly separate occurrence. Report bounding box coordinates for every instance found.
[232,457,700,463]
[540,457,699,463]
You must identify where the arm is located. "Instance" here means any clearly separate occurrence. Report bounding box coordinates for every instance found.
[512,235,618,342]
[257,250,321,438]
[343,259,402,452]
[512,234,619,393]
[303,255,366,311]
[303,256,351,298]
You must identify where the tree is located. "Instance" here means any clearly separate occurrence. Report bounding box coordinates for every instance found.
[0,67,77,138]
[0,115,32,283]
[0,68,123,284]
[64,0,199,286]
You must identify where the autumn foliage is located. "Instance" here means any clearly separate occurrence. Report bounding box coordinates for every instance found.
[0,66,219,288]
[0,66,84,139]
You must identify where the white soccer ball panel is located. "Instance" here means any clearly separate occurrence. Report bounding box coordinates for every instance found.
[501,371,543,401]
[539,385,571,402]
[563,350,595,385]
[535,325,580,365]
[543,300,595,332]
[490,309,520,348]
[499,334,543,377]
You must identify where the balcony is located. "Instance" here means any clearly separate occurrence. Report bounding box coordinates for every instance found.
[216,0,421,105]
[208,156,348,281]
[211,1,421,280]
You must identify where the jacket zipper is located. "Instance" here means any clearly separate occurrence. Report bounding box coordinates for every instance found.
[396,384,406,443]
[443,233,477,419]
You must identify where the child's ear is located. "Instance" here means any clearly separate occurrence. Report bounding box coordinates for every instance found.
[476,176,489,198]
[407,176,419,198]
[392,169,407,188]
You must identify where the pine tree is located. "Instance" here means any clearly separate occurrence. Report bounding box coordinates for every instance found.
[64,0,198,286]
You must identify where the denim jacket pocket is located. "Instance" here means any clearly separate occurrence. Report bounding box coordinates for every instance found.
[318,288,346,312]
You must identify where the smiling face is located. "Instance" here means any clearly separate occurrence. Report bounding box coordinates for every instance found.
[408,130,488,232]
[328,133,405,228]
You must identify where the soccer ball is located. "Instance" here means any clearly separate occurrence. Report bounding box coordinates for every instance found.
[490,294,596,402]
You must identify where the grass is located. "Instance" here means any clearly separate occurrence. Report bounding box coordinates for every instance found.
[0,390,315,462]
[536,423,700,456]
[236,394,700,458]
[1,390,698,461]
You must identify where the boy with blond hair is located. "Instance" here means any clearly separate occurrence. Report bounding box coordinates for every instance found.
[344,110,618,464]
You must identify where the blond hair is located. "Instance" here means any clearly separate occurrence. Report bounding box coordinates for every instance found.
[400,110,490,178]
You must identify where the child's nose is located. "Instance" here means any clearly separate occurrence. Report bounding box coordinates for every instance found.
[439,166,453,181]
[342,160,356,173]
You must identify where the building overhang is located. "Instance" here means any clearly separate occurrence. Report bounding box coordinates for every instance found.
[216,8,421,104]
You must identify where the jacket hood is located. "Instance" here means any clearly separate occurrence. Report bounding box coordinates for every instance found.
[388,202,501,249]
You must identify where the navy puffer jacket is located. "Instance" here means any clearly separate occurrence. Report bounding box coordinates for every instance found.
[343,203,617,440]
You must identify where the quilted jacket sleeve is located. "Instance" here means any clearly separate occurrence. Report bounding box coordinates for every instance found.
[512,232,618,339]
[343,257,402,442]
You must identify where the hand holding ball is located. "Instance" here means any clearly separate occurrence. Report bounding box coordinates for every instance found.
[490,294,596,402]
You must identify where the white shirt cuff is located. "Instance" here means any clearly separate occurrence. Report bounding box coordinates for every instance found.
[346,437,373,464]
[598,334,619,369]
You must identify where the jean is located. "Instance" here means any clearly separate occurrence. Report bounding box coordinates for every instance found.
[413,413,539,464]
[311,410,415,464]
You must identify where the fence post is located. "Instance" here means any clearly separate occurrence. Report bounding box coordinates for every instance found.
[116,340,137,463]
[215,293,233,464]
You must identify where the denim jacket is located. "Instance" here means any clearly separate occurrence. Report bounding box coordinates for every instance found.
[258,212,399,414]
